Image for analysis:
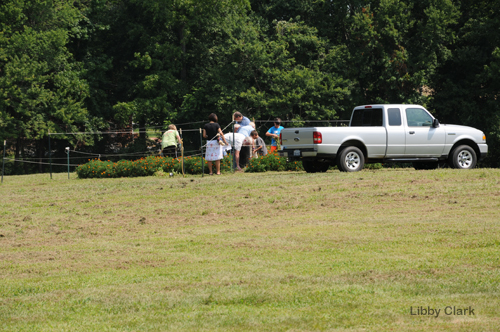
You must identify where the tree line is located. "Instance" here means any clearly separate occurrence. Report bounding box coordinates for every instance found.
[1,0,499,173]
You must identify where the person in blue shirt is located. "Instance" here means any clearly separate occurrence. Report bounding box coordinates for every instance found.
[233,112,250,127]
[266,118,284,153]
[236,123,254,137]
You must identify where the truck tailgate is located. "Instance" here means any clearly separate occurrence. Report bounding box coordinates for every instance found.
[280,127,316,148]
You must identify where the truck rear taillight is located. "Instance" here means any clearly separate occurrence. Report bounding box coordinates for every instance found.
[279,133,282,146]
[313,131,322,144]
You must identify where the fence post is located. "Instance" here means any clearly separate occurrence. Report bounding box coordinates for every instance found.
[180,129,185,177]
[65,147,70,179]
[48,132,52,180]
[1,140,6,184]
[200,128,204,177]
[232,122,236,173]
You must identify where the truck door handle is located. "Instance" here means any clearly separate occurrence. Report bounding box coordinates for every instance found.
[409,131,415,135]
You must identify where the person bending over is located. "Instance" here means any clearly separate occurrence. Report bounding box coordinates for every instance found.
[161,124,182,157]
[233,111,250,127]
[224,132,246,171]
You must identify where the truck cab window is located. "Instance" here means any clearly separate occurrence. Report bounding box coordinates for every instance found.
[351,108,383,126]
[406,108,433,127]
[387,108,401,126]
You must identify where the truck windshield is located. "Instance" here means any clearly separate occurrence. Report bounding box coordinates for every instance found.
[351,108,383,126]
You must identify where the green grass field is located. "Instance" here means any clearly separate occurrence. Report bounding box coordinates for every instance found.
[1,169,499,331]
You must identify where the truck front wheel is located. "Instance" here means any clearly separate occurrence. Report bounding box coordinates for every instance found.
[449,145,477,169]
[337,147,365,172]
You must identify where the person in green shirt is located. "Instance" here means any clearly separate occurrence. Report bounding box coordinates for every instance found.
[161,124,182,157]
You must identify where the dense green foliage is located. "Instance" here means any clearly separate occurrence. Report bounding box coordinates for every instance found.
[246,152,303,172]
[0,0,88,141]
[75,155,233,178]
[75,152,307,178]
[2,0,500,170]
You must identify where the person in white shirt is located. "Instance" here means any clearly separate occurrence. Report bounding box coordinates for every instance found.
[224,132,252,170]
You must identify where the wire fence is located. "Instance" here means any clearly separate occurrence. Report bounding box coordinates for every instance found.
[1,117,349,181]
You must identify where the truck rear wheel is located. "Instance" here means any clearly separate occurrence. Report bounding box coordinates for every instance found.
[317,162,330,172]
[449,145,477,169]
[302,159,317,173]
[337,147,365,172]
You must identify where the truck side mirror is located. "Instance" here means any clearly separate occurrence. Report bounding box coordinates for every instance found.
[432,118,440,128]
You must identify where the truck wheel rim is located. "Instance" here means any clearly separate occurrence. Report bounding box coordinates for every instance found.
[345,152,360,169]
[457,150,472,168]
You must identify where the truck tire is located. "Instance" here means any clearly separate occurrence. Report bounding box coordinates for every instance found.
[302,159,318,173]
[302,159,329,173]
[337,147,365,172]
[317,161,330,172]
[449,145,477,169]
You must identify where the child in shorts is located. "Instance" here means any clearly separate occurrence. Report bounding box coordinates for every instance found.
[251,130,267,157]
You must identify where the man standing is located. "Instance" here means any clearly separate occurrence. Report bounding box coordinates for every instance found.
[266,118,284,153]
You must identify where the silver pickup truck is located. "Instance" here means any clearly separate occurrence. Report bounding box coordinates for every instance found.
[279,104,488,172]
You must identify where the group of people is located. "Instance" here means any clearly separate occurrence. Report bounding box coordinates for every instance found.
[205,112,284,174]
[160,112,284,175]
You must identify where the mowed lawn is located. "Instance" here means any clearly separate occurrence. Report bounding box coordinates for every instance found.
[1,168,499,331]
